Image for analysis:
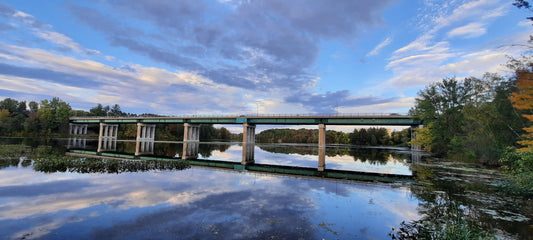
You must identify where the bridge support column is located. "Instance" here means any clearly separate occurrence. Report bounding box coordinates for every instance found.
[318,124,326,148]
[136,123,156,141]
[242,123,255,165]
[67,137,87,149]
[136,141,154,156]
[69,124,88,135]
[182,123,200,159]
[410,125,423,151]
[182,142,199,160]
[135,123,155,156]
[98,123,118,152]
[318,147,326,172]
[318,124,326,171]
[183,123,200,142]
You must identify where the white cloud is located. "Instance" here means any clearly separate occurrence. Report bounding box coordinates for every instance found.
[378,0,525,95]
[35,30,102,55]
[518,20,532,27]
[338,97,415,114]
[367,37,392,56]
[447,22,487,38]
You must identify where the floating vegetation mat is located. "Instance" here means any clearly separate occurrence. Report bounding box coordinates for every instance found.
[0,145,32,160]
[34,156,190,173]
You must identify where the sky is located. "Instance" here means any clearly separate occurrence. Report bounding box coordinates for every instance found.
[0,0,531,116]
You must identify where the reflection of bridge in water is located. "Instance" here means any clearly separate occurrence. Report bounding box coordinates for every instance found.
[68,114,423,172]
[66,146,413,182]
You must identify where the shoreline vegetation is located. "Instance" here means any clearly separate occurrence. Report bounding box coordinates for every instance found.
[0,144,190,173]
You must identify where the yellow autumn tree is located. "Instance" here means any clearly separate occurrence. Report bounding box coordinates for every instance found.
[509,64,533,152]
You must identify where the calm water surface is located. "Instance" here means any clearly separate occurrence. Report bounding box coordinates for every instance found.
[0,137,531,239]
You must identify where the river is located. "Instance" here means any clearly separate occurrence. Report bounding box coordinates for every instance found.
[0,137,531,239]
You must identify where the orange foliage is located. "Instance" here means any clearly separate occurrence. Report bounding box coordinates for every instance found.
[510,67,533,152]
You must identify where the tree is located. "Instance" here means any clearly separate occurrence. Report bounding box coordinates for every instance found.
[89,104,107,116]
[0,109,10,135]
[38,98,71,134]
[28,101,39,113]
[110,104,124,117]
[410,123,436,152]
[514,0,533,22]
[410,76,505,157]
[509,62,533,152]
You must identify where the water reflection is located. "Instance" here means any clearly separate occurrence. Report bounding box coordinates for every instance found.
[2,138,531,238]
[0,162,419,240]
[135,140,154,156]
[391,163,533,239]
[66,138,86,149]
[242,143,254,165]
[182,142,199,159]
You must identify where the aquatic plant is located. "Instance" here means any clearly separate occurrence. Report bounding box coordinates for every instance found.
[389,194,495,240]
[0,144,31,160]
[34,156,190,174]
[499,148,533,197]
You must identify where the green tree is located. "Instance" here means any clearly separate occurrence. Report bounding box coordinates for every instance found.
[89,104,107,116]
[38,98,71,134]
[110,104,124,117]
[28,101,39,113]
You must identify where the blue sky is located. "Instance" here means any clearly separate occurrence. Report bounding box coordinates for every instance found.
[0,0,531,115]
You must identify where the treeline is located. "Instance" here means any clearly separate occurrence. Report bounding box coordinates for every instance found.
[256,127,410,146]
[410,58,533,165]
[0,97,70,135]
[0,98,240,141]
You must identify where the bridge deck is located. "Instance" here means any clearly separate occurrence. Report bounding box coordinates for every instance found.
[70,114,421,125]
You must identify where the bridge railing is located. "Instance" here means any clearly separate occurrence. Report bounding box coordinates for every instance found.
[70,113,412,119]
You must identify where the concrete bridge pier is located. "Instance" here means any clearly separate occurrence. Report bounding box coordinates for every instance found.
[98,138,117,152]
[136,123,156,141]
[98,123,118,152]
[135,123,156,156]
[318,124,326,171]
[318,147,326,172]
[69,124,88,135]
[66,137,86,149]
[182,142,199,159]
[242,123,256,165]
[135,140,154,156]
[183,123,200,142]
[182,123,200,159]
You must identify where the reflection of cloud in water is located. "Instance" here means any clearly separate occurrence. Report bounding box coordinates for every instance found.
[0,165,420,239]
[327,154,412,175]
[202,145,241,162]
[193,143,412,175]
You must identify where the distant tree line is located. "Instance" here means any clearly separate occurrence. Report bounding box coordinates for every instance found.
[256,127,411,146]
[0,97,71,135]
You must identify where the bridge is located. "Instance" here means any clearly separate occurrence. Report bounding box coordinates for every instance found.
[69,113,420,125]
[68,114,423,172]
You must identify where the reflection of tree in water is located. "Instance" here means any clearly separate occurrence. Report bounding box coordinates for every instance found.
[258,145,411,165]
[198,143,230,158]
[111,142,231,158]
[350,148,389,164]
[391,164,531,239]
[389,191,492,239]
[258,145,318,156]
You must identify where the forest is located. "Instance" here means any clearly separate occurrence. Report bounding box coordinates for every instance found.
[255,127,410,146]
